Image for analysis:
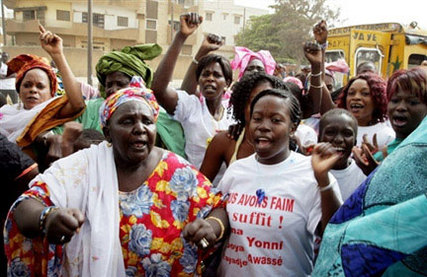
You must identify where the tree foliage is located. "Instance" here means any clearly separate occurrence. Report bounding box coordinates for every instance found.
[235,0,340,64]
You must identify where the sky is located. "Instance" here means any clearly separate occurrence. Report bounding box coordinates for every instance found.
[234,0,427,29]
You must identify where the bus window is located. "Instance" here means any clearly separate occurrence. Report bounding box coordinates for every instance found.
[355,47,383,74]
[325,50,345,63]
[408,54,427,68]
[325,50,346,88]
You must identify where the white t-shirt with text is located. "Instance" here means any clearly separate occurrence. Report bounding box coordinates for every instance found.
[217,152,341,277]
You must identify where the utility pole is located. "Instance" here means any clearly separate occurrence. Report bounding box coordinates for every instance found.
[1,0,6,46]
[87,0,93,85]
[170,0,174,42]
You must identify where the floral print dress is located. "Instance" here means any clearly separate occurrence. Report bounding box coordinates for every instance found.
[5,151,222,276]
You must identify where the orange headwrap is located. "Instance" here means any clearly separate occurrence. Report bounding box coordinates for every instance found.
[7,54,58,96]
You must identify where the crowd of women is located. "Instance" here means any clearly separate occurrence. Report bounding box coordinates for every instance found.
[0,12,426,277]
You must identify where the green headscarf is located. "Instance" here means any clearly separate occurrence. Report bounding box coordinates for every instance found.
[96,43,162,97]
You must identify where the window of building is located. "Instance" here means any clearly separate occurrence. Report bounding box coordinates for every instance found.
[23,10,36,21]
[146,0,158,19]
[80,40,105,51]
[117,16,128,27]
[223,13,228,20]
[82,12,105,29]
[234,16,241,24]
[146,19,157,30]
[206,12,213,21]
[93,13,105,28]
[56,10,70,21]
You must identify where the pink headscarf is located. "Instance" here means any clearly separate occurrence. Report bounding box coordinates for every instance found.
[231,46,276,80]
[325,59,350,77]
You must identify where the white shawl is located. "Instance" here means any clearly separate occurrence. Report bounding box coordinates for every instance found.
[0,97,58,143]
[30,141,126,276]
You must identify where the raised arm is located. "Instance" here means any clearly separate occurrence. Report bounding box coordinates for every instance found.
[313,20,328,83]
[181,33,224,97]
[39,25,85,117]
[312,20,335,114]
[151,13,202,114]
[304,42,335,115]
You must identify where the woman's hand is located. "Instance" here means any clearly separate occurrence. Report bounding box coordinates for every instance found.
[313,20,328,45]
[183,218,217,250]
[46,134,63,166]
[44,208,85,244]
[226,123,244,141]
[61,122,83,157]
[311,143,340,186]
[197,33,224,57]
[179,13,203,38]
[362,133,379,154]
[39,24,63,57]
[303,42,322,67]
[352,133,383,175]
[352,144,382,176]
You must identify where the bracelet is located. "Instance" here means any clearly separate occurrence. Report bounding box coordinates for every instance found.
[39,206,58,235]
[320,41,329,50]
[192,57,199,65]
[311,71,322,77]
[206,216,225,241]
[310,83,324,89]
[318,182,333,192]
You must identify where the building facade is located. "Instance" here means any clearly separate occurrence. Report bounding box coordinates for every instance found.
[2,0,268,79]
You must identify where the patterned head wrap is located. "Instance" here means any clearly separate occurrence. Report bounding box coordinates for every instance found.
[96,43,162,97]
[99,76,159,128]
[7,54,58,96]
[231,46,276,80]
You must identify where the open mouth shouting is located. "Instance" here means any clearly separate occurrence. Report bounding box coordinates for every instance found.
[349,103,364,113]
[130,139,148,151]
[203,84,217,94]
[391,114,408,128]
[254,136,272,150]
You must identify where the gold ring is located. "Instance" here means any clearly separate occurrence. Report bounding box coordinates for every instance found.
[200,237,209,249]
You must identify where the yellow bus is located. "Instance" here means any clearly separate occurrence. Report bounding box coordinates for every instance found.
[326,22,427,86]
